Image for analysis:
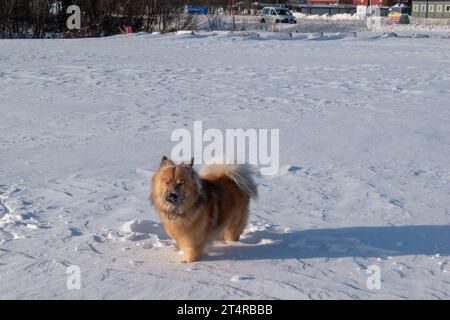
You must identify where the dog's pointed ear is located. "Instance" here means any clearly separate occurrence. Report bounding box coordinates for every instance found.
[189,157,194,167]
[160,156,172,167]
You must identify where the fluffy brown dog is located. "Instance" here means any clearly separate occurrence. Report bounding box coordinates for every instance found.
[151,156,257,263]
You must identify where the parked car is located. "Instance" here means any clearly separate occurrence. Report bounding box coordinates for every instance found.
[260,7,297,24]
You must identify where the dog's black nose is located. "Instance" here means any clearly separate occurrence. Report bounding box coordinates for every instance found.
[166,191,180,204]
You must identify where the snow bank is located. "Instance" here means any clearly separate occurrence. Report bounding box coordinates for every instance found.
[293,12,362,21]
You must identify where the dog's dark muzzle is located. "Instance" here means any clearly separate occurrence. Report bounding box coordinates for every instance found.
[165,190,182,204]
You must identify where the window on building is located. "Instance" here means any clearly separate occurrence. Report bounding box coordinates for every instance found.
[436,5,443,12]
[446,5,450,12]
[421,4,427,12]
[429,5,434,12]
[413,4,419,12]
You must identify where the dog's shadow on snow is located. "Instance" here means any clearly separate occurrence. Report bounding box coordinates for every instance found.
[205,225,450,261]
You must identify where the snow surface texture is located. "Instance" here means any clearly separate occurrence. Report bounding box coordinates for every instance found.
[1,31,450,299]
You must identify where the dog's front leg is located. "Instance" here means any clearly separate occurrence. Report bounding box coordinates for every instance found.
[181,246,201,263]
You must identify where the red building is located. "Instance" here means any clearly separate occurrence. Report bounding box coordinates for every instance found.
[352,0,411,5]
[352,0,391,5]
[308,0,339,4]
[308,0,354,3]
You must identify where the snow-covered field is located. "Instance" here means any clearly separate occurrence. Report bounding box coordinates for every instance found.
[1,31,450,299]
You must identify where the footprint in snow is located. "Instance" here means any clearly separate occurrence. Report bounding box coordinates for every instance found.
[231,275,255,282]
[68,227,83,236]
[262,165,302,177]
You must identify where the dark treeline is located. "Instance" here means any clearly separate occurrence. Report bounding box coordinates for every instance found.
[0,0,265,39]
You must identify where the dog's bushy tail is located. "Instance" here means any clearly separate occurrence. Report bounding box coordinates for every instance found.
[200,164,258,199]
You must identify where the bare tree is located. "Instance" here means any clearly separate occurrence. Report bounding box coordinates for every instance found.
[0,0,243,38]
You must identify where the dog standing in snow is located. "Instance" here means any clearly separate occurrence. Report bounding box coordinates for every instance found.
[151,156,257,263]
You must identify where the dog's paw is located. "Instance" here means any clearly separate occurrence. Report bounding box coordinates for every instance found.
[181,247,200,263]
[182,253,199,263]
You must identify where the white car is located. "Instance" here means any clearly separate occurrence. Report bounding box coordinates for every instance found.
[260,6,297,24]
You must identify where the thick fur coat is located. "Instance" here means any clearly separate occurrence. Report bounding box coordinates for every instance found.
[151,157,257,263]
